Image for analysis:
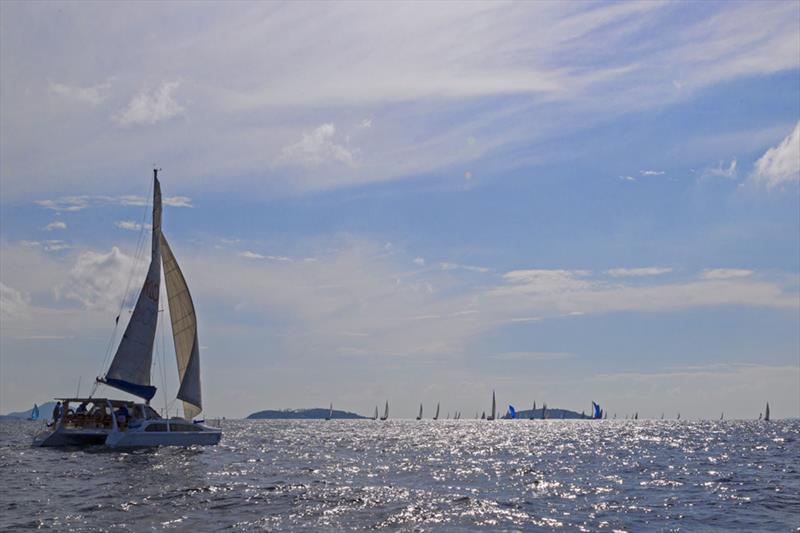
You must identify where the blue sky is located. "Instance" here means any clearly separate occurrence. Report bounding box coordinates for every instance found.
[1,1,798,419]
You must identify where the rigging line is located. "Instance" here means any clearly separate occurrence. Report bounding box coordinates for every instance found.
[159,281,170,418]
[95,178,154,381]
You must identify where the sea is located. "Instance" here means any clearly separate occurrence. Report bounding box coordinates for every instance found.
[1,419,798,532]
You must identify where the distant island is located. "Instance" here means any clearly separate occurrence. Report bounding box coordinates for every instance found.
[247,408,368,420]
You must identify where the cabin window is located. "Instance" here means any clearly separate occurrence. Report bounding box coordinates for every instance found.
[145,423,169,432]
[169,423,203,432]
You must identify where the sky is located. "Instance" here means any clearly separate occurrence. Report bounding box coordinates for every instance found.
[1,1,798,420]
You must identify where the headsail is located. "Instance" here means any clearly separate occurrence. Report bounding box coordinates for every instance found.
[103,174,162,401]
[161,233,202,419]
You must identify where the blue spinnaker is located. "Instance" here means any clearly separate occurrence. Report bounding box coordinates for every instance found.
[592,402,601,419]
[508,405,516,419]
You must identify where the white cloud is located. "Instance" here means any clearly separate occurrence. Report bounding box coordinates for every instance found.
[751,121,800,189]
[359,118,372,128]
[640,170,665,176]
[239,250,265,260]
[49,79,111,106]
[702,159,737,179]
[44,221,67,231]
[57,247,140,311]
[113,81,184,126]
[619,175,637,182]
[114,220,150,231]
[0,282,31,321]
[413,257,426,266]
[35,195,192,211]
[606,267,672,277]
[439,262,489,273]
[278,123,356,167]
[700,268,753,280]
[20,240,70,252]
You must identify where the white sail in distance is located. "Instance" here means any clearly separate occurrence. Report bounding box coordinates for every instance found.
[161,233,202,419]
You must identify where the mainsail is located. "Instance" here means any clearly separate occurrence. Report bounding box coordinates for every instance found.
[161,233,202,419]
[103,175,162,401]
[434,402,440,420]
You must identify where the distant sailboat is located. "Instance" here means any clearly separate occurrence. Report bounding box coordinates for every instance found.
[661,413,664,420]
[531,401,536,420]
[380,401,389,421]
[481,411,486,420]
[487,390,496,421]
[326,403,333,421]
[677,413,681,420]
[764,403,770,422]
[591,401,602,420]
[433,402,440,420]
[373,406,379,420]
[758,412,762,421]
[720,412,724,421]
[634,412,638,420]
[416,403,423,420]
[541,403,547,420]
[28,404,40,421]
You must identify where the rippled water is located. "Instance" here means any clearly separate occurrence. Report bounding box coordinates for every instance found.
[1,419,798,531]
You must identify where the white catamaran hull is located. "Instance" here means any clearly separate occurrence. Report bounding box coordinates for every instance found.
[33,427,109,447]
[105,427,221,448]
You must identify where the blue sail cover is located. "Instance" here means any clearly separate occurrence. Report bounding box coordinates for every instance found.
[508,405,517,419]
[592,402,602,419]
[102,378,157,401]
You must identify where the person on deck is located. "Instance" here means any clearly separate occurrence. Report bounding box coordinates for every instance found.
[75,402,88,414]
[50,402,62,426]
[115,404,129,427]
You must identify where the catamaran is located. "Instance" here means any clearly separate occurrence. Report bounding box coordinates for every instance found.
[33,170,220,448]
[28,404,40,421]
[416,403,423,420]
[380,401,389,421]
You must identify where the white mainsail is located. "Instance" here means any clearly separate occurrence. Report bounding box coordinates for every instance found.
[161,233,202,419]
[103,176,162,400]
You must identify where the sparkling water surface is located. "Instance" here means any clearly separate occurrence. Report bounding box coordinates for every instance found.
[1,419,798,531]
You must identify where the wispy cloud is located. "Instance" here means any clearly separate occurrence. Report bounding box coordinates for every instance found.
[0,282,31,321]
[44,221,67,231]
[35,195,193,211]
[640,170,665,176]
[277,123,356,168]
[114,220,150,231]
[439,262,490,273]
[702,159,738,180]
[49,79,112,106]
[700,268,753,280]
[21,240,70,252]
[113,81,184,126]
[751,121,800,189]
[606,267,672,277]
